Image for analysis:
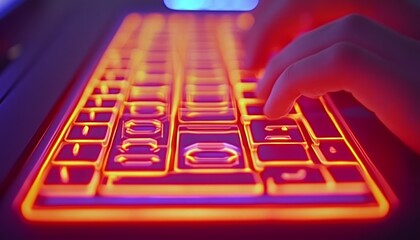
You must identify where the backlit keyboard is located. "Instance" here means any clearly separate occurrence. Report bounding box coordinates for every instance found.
[18,13,393,222]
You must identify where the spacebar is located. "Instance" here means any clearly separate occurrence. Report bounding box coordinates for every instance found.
[100,172,263,196]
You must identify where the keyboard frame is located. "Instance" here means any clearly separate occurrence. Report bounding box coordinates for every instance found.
[14,12,397,222]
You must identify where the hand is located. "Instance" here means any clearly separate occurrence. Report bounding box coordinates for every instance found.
[245,0,420,69]
[255,14,420,154]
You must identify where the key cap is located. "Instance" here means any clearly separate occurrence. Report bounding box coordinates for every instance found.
[316,140,356,162]
[128,86,169,102]
[255,144,309,163]
[243,91,256,98]
[263,166,369,197]
[263,167,325,183]
[76,110,113,123]
[246,104,264,115]
[84,96,118,108]
[100,69,129,81]
[328,166,365,182]
[100,172,263,197]
[183,142,242,168]
[106,59,130,69]
[106,146,168,172]
[44,165,96,185]
[124,101,166,118]
[233,83,257,99]
[92,86,122,95]
[187,68,225,79]
[263,167,329,196]
[40,165,98,196]
[328,166,370,195]
[247,118,304,144]
[133,71,171,86]
[177,125,246,170]
[179,108,236,123]
[54,143,103,163]
[122,118,168,144]
[297,97,341,139]
[66,124,109,142]
[240,77,257,83]
[240,101,297,117]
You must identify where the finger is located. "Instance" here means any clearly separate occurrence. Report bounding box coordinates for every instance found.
[263,42,385,119]
[256,14,418,100]
[244,1,302,69]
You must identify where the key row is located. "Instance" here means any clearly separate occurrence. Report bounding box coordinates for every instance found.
[39,163,372,205]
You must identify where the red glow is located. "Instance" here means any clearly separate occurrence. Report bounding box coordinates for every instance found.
[17,13,394,222]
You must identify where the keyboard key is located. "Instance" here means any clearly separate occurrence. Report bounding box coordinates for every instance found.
[297,97,341,139]
[186,76,226,85]
[184,86,231,107]
[54,143,103,163]
[263,167,325,183]
[128,86,169,102]
[263,166,369,196]
[316,140,356,162]
[122,118,168,144]
[239,100,297,117]
[106,59,130,69]
[66,124,109,142]
[247,118,304,144]
[84,97,118,108]
[233,83,257,99]
[187,68,225,79]
[133,71,171,86]
[182,142,242,168]
[254,144,310,166]
[243,91,256,98]
[76,110,113,123]
[177,125,246,170]
[100,172,263,197]
[106,149,167,171]
[263,167,329,196]
[100,69,129,81]
[328,166,365,182]
[124,101,166,118]
[179,107,236,123]
[44,165,96,185]
[92,86,122,95]
[40,165,98,196]
[246,104,264,115]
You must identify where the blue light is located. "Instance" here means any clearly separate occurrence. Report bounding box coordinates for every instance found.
[164,0,259,11]
[0,0,23,19]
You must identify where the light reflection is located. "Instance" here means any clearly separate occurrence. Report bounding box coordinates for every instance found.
[164,0,259,11]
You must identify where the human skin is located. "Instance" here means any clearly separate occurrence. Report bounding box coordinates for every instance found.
[245,1,420,154]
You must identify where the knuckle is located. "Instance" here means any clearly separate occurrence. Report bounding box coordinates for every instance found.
[282,63,296,82]
[340,14,369,29]
[328,42,361,63]
[334,14,370,39]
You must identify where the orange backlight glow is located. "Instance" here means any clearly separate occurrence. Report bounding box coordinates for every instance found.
[17,13,394,222]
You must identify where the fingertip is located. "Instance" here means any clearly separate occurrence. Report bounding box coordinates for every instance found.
[263,98,281,120]
[263,94,295,120]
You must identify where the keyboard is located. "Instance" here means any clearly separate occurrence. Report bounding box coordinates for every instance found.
[18,13,393,222]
